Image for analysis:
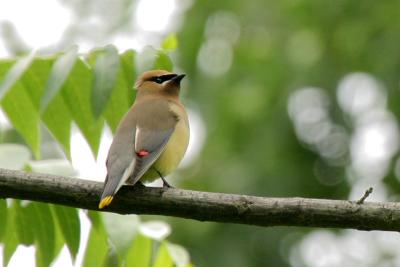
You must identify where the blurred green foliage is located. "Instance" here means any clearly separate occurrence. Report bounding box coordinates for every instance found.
[0,0,400,266]
[174,0,400,266]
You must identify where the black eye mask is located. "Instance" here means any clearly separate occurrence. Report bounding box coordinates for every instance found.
[150,74,178,84]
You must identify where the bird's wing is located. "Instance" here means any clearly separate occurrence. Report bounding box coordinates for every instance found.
[127,126,175,185]
[99,102,177,208]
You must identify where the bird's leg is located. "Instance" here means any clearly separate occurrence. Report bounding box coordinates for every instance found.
[153,167,173,188]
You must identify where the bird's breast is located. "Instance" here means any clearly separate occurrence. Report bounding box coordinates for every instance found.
[141,102,190,182]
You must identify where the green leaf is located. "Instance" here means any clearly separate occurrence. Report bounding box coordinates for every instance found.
[102,247,120,267]
[0,51,35,101]
[0,199,7,242]
[38,48,77,157]
[91,45,120,118]
[0,60,14,82]
[52,212,67,263]
[32,203,56,267]
[152,242,173,267]
[82,226,108,267]
[103,50,136,132]
[0,57,55,158]
[21,58,54,109]
[14,201,35,245]
[41,94,73,157]
[61,58,103,156]
[51,205,80,261]
[102,74,130,132]
[120,50,136,93]
[102,213,140,260]
[19,57,73,157]
[0,76,41,158]
[40,46,78,112]
[126,234,152,267]
[154,52,173,72]
[86,210,104,231]
[162,34,178,51]
[3,201,18,267]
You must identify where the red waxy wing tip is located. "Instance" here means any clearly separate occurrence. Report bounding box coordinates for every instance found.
[137,149,150,157]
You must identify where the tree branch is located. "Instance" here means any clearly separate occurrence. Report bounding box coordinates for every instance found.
[0,168,399,231]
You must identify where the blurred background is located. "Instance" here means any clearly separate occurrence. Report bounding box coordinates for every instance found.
[1,0,400,266]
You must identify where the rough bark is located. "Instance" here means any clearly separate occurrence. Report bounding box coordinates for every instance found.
[0,168,399,231]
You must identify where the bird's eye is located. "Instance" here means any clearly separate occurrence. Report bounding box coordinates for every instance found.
[153,77,163,84]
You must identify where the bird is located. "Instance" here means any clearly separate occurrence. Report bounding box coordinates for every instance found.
[98,70,190,209]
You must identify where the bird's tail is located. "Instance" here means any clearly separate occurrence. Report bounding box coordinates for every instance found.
[99,174,117,209]
[99,195,114,209]
[99,159,137,209]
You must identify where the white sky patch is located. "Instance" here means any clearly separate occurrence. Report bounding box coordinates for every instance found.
[111,33,142,52]
[0,109,12,128]
[181,108,206,168]
[0,0,71,53]
[5,246,35,267]
[135,0,176,32]
[0,38,7,58]
[0,0,186,58]
[70,124,112,182]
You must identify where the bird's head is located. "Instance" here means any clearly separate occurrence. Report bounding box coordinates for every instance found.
[135,70,185,97]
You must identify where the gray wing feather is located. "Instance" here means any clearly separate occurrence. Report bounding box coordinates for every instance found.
[127,128,174,185]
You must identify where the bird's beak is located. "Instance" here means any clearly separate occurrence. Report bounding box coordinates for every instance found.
[170,74,186,84]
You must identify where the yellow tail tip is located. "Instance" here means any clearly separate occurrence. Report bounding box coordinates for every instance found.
[99,196,114,209]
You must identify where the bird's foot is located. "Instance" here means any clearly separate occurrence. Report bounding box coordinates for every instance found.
[161,176,174,188]
[153,167,174,188]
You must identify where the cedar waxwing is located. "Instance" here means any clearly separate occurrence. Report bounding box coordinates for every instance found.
[99,70,190,209]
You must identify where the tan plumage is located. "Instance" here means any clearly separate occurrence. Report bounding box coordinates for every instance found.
[99,70,189,209]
